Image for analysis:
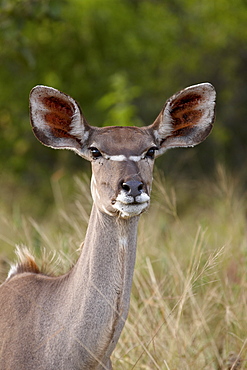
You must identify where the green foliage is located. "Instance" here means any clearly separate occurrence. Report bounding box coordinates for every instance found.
[97,72,141,126]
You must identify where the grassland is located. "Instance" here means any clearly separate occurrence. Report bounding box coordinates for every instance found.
[0,165,246,369]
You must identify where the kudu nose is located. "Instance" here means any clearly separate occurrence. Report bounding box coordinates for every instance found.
[121,180,144,198]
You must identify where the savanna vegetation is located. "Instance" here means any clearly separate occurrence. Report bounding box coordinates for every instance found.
[0,0,247,368]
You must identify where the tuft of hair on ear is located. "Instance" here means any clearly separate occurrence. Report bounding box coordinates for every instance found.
[7,245,40,280]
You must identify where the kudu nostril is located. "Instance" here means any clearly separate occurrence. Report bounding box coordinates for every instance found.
[138,183,143,192]
[121,180,144,198]
[122,183,130,192]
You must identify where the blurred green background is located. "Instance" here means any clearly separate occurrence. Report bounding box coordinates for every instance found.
[0,0,247,215]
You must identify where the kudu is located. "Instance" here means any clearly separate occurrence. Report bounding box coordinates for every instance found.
[0,83,216,369]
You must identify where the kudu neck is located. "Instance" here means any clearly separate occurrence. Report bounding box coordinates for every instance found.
[77,203,139,269]
[64,203,140,366]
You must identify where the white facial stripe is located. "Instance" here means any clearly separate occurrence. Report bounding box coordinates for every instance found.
[90,174,96,193]
[92,150,156,162]
[128,155,142,162]
[96,188,100,200]
[109,146,157,162]
[91,185,97,202]
[91,174,101,202]
[91,173,96,186]
[107,154,149,162]
[108,155,127,161]
[102,205,114,217]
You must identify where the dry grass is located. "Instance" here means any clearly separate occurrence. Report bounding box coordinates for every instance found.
[0,166,247,369]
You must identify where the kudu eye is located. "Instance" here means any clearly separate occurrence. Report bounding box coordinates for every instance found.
[145,147,158,160]
[89,147,102,159]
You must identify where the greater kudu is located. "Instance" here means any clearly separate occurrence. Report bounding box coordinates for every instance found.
[0,83,216,369]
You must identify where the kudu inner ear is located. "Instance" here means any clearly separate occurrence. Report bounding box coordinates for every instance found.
[151,83,216,156]
[30,85,91,157]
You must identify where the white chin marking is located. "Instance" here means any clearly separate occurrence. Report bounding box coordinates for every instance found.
[116,190,150,205]
[113,201,149,218]
[136,193,150,203]
[112,191,150,218]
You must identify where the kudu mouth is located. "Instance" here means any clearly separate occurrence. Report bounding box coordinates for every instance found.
[112,186,150,218]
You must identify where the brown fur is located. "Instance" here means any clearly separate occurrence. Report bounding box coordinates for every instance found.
[14,256,40,275]
[8,246,40,280]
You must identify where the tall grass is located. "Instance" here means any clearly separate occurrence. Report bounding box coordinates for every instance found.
[0,166,246,369]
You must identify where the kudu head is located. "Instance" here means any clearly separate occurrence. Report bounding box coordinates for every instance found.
[30,83,216,218]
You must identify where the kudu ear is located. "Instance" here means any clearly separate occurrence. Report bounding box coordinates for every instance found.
[150,83,216,157]
[30,85,91,158]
